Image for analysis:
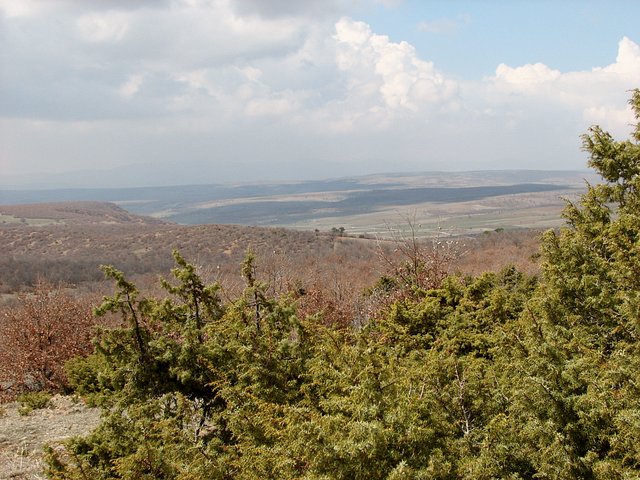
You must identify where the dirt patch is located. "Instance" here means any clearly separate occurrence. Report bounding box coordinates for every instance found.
[0,395,100,479]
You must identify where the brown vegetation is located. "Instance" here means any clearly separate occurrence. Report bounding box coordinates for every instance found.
[0,281,97,401]
[459,228,541,276]
[0,201,541,293]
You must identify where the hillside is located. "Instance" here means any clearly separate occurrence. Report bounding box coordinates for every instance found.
[16,95,640,478]
[0,201,541,296]
[0,202,166,227]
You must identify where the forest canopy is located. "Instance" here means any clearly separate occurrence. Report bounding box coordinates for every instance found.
[44,90,640,479]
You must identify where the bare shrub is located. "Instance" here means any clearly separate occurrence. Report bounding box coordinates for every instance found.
[377,216,463,298]
[0,280,97,400]
[296,267,360,330]
[457,229,541,276]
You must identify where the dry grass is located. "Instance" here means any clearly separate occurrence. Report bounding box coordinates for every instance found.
[455,229,542,276]
[0,395,100,480]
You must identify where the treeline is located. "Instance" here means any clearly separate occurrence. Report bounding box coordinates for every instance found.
[0,257,174,292]
[0,221,541,295]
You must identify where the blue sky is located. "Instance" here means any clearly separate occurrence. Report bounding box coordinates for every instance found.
[362,1,639,76]
[0,0,638,188]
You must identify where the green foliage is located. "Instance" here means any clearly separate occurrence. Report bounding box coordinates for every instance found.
[17,391,52,415]
[55,250,311,478]
[504,89,640,478]
[49,90,640,479]
[463,89,640,479]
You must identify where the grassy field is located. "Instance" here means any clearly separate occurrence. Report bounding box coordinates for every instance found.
[121,171,594,233]
[285,188,577,237]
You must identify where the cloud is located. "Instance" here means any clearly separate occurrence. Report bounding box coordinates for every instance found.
[239,66,262,82]
[494,62,561,88]
[0,0,169,18]
[0,0,311,121]
[76,10,130,43]
[245,92,303,117]
[230,0,358,18]
[4,4,460,128]
[1,0,638,185]
[583,106,633,132]
[119,74,144,99]
[333,18,458,115]
[487,36,640,137]
[0,0,40,17]
[599,36,640,78]
[492,36,640,95]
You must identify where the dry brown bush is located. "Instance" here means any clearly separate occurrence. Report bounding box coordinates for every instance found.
[0,281,97,400]
[372,217,464,304]
[455,229,541,276]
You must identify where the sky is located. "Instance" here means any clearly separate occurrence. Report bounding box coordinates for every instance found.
[0,0,639,188]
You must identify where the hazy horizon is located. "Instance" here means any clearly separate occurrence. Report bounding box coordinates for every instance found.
[0,166,597,191]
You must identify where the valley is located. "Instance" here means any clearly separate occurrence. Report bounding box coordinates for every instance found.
[0,170,597,236]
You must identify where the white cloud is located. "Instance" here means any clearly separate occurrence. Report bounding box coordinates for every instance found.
[76,11,130,43]
[238,66,262,82]
[333,18,458,114]
[583,105,634,132]
[175,70,213,93]
[172,64,308,121]
[118,74,144,99]
[599,36,640,78]
[494,62,561,88]
[0,0,39,17]
[487,36,640,137]
[493,37,639,93]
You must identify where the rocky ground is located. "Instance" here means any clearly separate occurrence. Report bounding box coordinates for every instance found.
[0,395,100,479]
